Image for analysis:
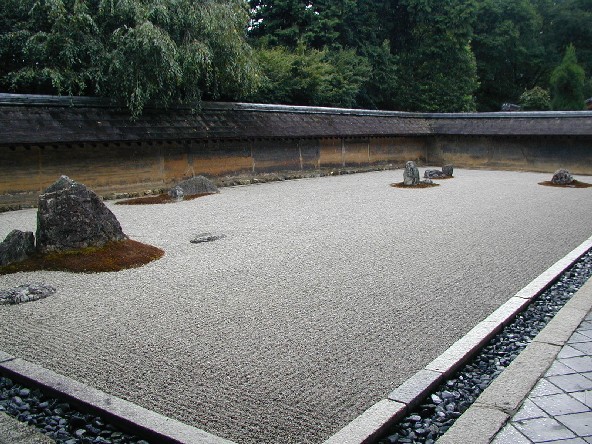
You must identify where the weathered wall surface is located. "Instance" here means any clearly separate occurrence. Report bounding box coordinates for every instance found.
[1,95,591,210]
[427,135,592,174]
[0,136,430,208]
[3,133,592,209]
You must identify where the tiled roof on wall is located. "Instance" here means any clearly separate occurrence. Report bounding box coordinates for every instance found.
[0,94,590,145]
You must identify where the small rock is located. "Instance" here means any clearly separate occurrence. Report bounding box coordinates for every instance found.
[190,233,226,244]
[442,164,454,177]
[18,388,30,397]
[70,414,87,429]
[431,394,442,404]
[0,229,35,267]
[441,390,455,400]
[168,186,184,201]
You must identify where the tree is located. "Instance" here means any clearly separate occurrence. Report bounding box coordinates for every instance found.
[249,0,313,48]
[393,0,479,112]
[0,0,259,117]
[541,0,592,77]
[519,86,550,110]
[550,44,585,110]
[0,0,103,96]
[472,0,546,111]
[247,43,370,107]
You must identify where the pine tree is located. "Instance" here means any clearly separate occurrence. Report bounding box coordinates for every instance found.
[550,44,586,110]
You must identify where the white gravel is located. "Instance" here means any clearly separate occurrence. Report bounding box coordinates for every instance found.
[1,169,591,443]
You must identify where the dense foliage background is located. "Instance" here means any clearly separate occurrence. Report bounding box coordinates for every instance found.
[1,0,591,114]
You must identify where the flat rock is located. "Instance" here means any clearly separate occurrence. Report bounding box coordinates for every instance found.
[36,176,126,253]
[190,233,226,244]
[0,283,56,305]
[0,229,35,266]
[424,169,446,179]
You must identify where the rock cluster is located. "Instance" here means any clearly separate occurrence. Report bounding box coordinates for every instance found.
[1,176,127,267]
[424,165,454,180]
[402,163,454,186]
[0,283,56,305]
[551,169,574,185]
[0,230,35,266]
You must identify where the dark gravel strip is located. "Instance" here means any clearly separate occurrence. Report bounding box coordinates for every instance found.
[0,376,149,444]
[378,249,592,444]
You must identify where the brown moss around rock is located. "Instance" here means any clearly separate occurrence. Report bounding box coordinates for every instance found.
[115,192,214,205]
[538,180,592,188]
[391,182,440,189]
[0,239,164,274]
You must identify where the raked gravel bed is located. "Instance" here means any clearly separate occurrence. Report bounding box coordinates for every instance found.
[1,248,592,444]
[1,169,592,443]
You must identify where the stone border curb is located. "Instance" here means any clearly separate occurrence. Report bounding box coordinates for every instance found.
[0,358,235,444]
[322,235,592,444]
[437,275,592,443]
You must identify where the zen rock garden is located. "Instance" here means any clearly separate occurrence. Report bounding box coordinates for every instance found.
[396,161,453,188]
[117,175,219,205]
[0,175,163,280]
[0,175,126,267]
[539,169,592,188]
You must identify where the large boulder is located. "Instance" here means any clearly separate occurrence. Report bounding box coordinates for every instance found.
[551,169,574,185]
[0,230,35,266]
[403,161,420,186]
[36,176,126,253]
[174,176,219,196]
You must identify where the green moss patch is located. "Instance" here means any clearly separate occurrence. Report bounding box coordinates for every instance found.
[538,180,592,188]
[0,239,164,275]
[391,182,440,189]
[115,193,213,205]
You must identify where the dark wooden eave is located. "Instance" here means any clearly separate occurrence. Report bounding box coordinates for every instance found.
[0,94,591,146]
